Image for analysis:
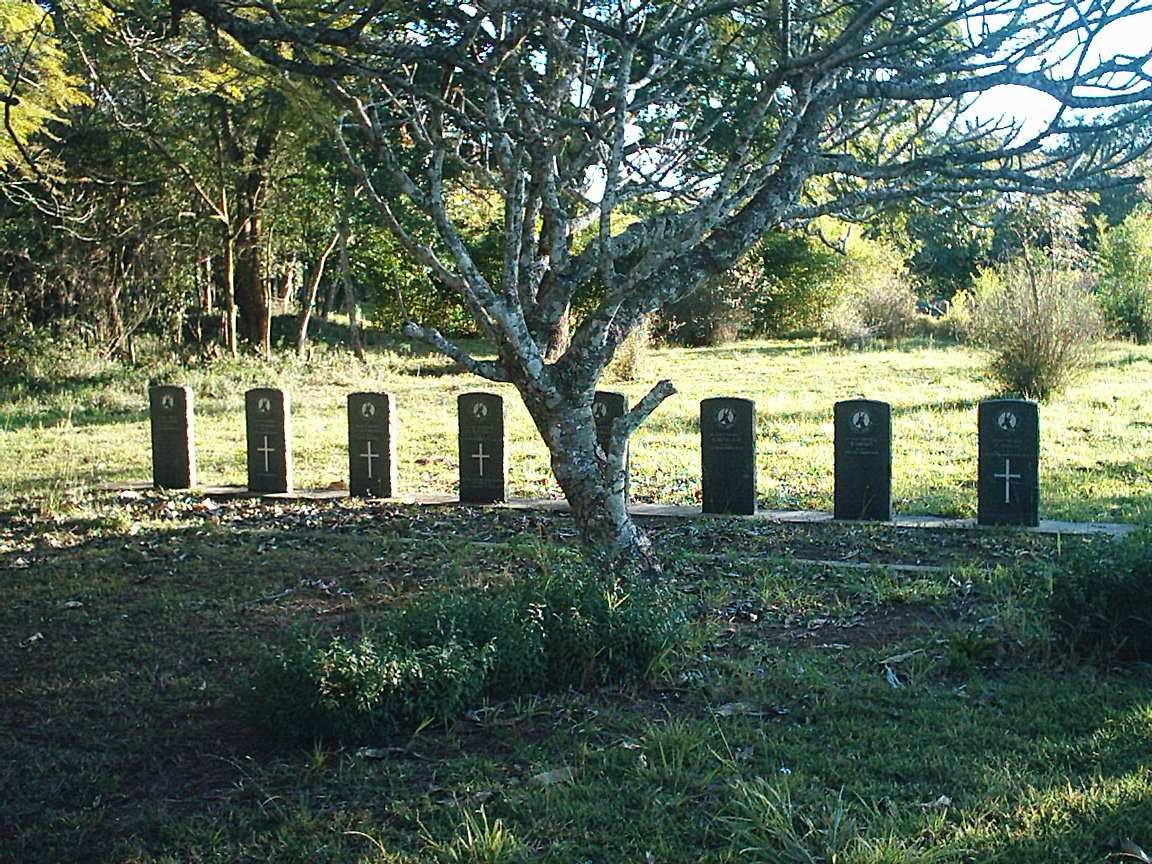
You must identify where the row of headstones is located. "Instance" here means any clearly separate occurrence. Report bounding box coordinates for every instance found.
[149,386,1040,526]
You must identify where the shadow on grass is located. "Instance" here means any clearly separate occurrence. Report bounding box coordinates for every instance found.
[0,369,126,399]
[1087,348,1152,371]
[3,501,1152,863]
[656,340,838,360]
[0,397,245,434]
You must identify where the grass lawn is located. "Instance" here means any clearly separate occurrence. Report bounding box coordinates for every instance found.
[3,496,1151,863]
[1,336,1150,523]
[2,337,1152,863]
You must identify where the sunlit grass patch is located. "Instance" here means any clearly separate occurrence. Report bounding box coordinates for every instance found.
[2,337,1150,523]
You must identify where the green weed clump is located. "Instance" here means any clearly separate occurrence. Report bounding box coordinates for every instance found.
[968,247,1101,400]
[250,562,683,742]
[253,634,494,742]
[1049,532,1152,661]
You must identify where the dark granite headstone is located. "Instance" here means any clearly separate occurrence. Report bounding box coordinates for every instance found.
[348,392,397,498]
[834,399,892,521]
[593,391,629,495]
[149,385,196,489]
[245,388,292,494]
[458,392,506,503]
[978,399,1039,526]
[700,397,756,515]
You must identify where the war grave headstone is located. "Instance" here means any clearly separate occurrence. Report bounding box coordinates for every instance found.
[245,387,292,494]
[458,392,506,503]
[833,399,892,521]
[149,385,197,489]
[348,392,397,498]
[700,397,756,515]
[977,399,1039,526]
[593,391,629,496]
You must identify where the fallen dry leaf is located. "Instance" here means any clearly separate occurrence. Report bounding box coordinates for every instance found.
[529,767,574,787]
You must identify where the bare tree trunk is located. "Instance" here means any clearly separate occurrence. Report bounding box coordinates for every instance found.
[201,256,214,315]
[105,247,127,360]
[107,284,128,359]
[234,209,271,358]
[337,220,366,362]
[228,93,283,360]
[295,230,340,359]
[221,232,238,356]
[523,395,657,569]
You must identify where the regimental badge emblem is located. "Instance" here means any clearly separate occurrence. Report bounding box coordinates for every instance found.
[361,401,376,419]
[257,397,272,414]
[851,409,872,432]
[997,410,1018,432]
[161,394,175,411]
[472,402,488,419]
[593,401,608,419]
[716,407,735,428]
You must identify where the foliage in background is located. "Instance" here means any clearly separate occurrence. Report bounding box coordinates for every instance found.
[823,233,918,345]
[932,290,975,342]
[1095,207,1152,343]
[351,188,504,337]
[751,229,849,335]
[901,201,996,297]
[606,316,651,382]
[0,0,94,171]
[250,556,683,742]
[968,246,1102,400]
[655,264,751,347]
[1050,532,1152,661]
[657,222,908,347]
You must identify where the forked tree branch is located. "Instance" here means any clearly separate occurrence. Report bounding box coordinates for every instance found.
[401,322,511,382]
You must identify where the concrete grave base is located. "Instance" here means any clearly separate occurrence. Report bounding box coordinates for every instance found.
[102,482,1134,538]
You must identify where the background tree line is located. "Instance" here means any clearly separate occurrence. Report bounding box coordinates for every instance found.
[3,0,1152,379]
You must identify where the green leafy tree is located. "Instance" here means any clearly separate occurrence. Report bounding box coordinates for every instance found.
[0,0,91,173]
[1095,206,1152,342]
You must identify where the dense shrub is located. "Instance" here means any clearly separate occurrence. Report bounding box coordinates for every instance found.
[656,269,752,346]
[823,242,918,345]
[0,316,101,383]
[656,222,860,345]
[968,247,1101,400]
[1094,208,1152,343]
[0,315,40,380]
[935,291,974,341]
[250,560,683,742]
[1049,533,1152,661]
[607,316,651,381]
[747,230,846,335]
[253,635,493,742]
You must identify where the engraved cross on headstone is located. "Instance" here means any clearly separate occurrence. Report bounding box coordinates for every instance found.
[245,388,292,494]
[978,399,1039,526]
[348,392,397,498]
[472,441,490,477]
[360,440,378,478]
[993,458,1021,504]
[258,435,275,473]
[458,392,506,503]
